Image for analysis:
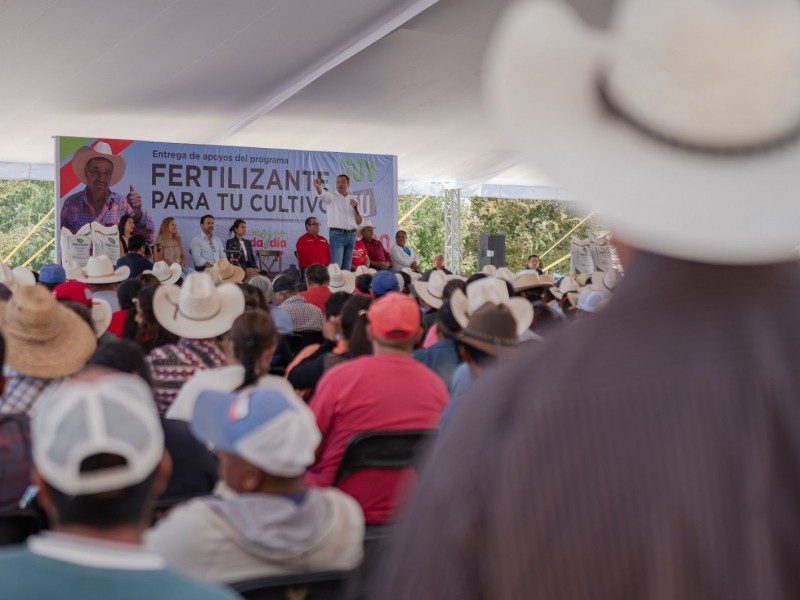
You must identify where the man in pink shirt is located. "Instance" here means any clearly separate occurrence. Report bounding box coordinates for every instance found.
[306,292,448,524]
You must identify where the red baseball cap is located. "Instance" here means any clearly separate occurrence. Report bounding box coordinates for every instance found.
[53,280,93,307]
[367,292,420,340]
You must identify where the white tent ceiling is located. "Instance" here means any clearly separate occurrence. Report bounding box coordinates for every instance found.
[0,0,563,197]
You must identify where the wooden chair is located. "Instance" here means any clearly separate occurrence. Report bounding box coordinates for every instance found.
[257,250,283,277]
[229,569,355,600]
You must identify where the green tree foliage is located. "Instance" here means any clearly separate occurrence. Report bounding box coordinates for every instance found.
[396,195,445,272]
[0,179,56,270]
[460,197,599,275]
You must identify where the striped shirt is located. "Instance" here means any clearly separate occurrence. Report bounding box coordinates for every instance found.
[147,338,226,414]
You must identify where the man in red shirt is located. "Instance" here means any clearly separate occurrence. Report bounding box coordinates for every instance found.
[358,220,391,270]
[296,217,330,272]
[299,263,333,312]
[306,292,448,524]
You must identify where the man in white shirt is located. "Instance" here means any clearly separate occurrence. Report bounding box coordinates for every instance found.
[390,230,420,272]
[313,175,362,270]
[189,214,226,271]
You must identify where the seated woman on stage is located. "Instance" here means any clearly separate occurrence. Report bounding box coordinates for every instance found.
[225,218,259,278]
[118,214,134,255]
[153,217,187,270]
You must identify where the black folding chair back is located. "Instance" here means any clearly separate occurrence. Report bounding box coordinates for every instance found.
[0,508,45,546]
[332,429,436,486]
[230,569,354,600]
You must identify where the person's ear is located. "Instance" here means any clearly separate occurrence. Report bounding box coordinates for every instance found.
[31,468,57,525]
[151,450,173,498]
[241,465,262,493]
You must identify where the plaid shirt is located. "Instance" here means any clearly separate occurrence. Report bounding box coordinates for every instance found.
[280,295,324,332]
[0,367,60,415]
[60,189,155,243]
[147,338,226,415]
[0,413,31,510]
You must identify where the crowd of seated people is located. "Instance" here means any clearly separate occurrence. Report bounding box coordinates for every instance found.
[0,252,618,594]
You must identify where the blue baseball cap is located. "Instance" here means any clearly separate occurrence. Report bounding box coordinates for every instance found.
[370,270,399,297]
[39,263,66,285]
[191,381,320,477]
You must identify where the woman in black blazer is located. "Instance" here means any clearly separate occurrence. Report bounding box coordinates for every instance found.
[226,219,258,271]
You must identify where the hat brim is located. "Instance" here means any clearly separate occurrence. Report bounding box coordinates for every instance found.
[413,279,444,309]
[144,263,182,285]
[454,329,518,357]
[328,271,356,294]
[0,301,97,378]
[72,146,126,186]
[152,282,245,339]
[76,265,130,284]
[91,298,113,337]
[486,1,800,264]
[449,289,534,338]
[214,267,245,284]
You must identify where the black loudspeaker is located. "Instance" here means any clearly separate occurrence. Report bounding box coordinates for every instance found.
[478,234,505,269]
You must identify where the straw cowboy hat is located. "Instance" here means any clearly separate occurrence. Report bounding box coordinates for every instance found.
[413,269,451,309]
[512,270,555,293]
[72,141,126,186]
[486,0,800,264]
[207,258,245,284]
[76,255,130,284]
[0,285,97,378]
[143,261,182,285]
[451,276,533,337]
[328,264,356,294]
[153,273,245,339]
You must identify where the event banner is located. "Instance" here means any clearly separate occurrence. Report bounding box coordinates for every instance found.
[55,136,398,268]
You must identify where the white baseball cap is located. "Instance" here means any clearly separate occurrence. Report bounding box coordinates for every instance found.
[32,374,164,496]
[191,380,320,478]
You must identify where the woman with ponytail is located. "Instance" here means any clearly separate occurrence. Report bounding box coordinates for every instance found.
[165,310,281,421]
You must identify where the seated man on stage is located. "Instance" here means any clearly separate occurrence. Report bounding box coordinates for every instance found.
[296,217,330,275]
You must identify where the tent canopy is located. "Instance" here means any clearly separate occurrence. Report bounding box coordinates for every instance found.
[0,0,565,198]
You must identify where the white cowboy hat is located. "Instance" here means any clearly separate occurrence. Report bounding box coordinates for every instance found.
[413,270,450,309]
[354,265,377,276]
[486,0,800,264]
[207,258,245,284]
[551,275,580,300]
[11,266,35,288]
[76,255,130,284]
[91,297,113,337]
[590,269,623,297]
[451,276,534,337]
[64,260,84,281]
[481,264,497,276]
[356,220,376,234]
[152,273,245,339]
[328,264,356,294]
[0,263,17,292]
[72,141,126,185]
[494,267,515,283]
[143,261,182,285]
[401,267,422,282]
